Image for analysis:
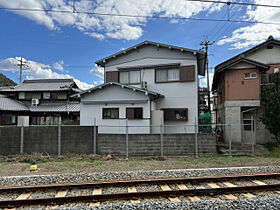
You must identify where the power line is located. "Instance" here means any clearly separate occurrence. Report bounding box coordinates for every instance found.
[184,0,280,9]
[1,5,280,25]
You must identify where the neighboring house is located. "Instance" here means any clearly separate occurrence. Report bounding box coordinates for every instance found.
[0,79,81,125]
[73,41,205,133]
[212,35,279,144]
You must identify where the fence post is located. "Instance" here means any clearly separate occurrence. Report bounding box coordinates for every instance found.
[58,117,61,157]
[160,122,163,157]
[251,115,254,156]
[228,118,232,157]
[20,122,24,154]
[125,118,128,159]
[93,117,97,154]
[195,117,198,157]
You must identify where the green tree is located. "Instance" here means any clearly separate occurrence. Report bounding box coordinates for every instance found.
[261,73,280,142]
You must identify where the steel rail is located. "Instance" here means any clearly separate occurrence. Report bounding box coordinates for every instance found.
[1,183,280,208]
[0,172,280,192]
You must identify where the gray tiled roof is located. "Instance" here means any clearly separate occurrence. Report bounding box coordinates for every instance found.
[0,94,29,111]
[0,79,78,92]
[26,101,80,113]
[71,82,164,99]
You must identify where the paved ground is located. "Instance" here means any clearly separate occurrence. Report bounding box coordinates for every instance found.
[0,154,279,176]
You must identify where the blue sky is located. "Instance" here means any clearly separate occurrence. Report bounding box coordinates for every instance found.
[0,0,279,89]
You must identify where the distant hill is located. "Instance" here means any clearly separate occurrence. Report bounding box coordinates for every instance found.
[0,73,16,87]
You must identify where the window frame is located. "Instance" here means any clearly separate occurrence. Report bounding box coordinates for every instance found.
[102,108,119,119]
[155,68,180,83]
[163,108,188,121]
[244,72,257,79]
[126,107,143,120]
[119,70,141,85]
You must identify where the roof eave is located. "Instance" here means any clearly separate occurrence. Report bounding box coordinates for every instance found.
[95,41,204,66]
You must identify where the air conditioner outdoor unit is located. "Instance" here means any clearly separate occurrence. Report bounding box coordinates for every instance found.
[31,99,39,106]
[141,81,147,89]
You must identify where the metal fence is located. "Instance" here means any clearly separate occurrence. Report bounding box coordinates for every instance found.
[0,120,257,157]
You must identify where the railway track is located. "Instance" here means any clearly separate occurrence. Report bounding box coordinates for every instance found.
[1,173,280,208]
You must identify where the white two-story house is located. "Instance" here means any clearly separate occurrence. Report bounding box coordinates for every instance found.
[74,41,205,133]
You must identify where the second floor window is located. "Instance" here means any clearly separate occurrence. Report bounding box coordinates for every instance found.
[120,71,140,84]
[156,68,179,82]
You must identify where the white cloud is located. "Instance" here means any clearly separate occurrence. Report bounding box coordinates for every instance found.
[85,32,105,40]
[53,60,64,71]
[90,64,104,80]
[0,0,224,40]
[0,57,93,90]
[218,0,280,49]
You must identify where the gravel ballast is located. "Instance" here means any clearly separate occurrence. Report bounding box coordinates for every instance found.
[1,166,280,187]
[1,166,280,209]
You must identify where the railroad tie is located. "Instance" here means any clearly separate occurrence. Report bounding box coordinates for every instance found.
[207,182,221,201]
[176,183,200,201]
[55,189,68,197]
[128,186,140,204]
[89,187,102,207]
[160,184,181,202]
[16,192,32,200]
[224,182,255,198]
[253,180,267,186]
[223,182,237,199]
[49,189,69,209]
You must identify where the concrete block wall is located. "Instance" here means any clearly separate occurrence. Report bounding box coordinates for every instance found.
[0,126,216,156]
[97,133,216,157]
[0,127,21,155]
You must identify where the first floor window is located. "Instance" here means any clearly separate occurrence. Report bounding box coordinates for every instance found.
[156,68,179,82]
[163,108,188,121]
[243,119,254,131]
[120,71,140,84]
[126,107,143,119]
[103,108,119,119]
[43,92,50,99]
[244,72,257,79]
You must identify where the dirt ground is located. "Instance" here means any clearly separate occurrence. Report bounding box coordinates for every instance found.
[0,153,279,177]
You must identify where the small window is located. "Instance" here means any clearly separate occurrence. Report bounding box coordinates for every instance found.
[43,92,50,99]
[103,108,119,119]
[244,72,257,79]
[120,71,140,84]
[274,68,279,73]
[156,68,179,82]
[50,92,58,99]
[163,108,188,121]
[243,119,254,131]
[126,107,143,119]
[18,92,25,99]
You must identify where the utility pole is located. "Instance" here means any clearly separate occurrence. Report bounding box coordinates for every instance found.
[17,57,29,83]
[200,36,215,113]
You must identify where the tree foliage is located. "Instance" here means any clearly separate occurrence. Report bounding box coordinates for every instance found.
[0,73,16,87]
[261,73,280,142]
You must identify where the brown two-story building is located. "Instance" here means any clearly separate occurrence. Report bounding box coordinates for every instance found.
[0,79,81,125]
[212,36,279,144]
